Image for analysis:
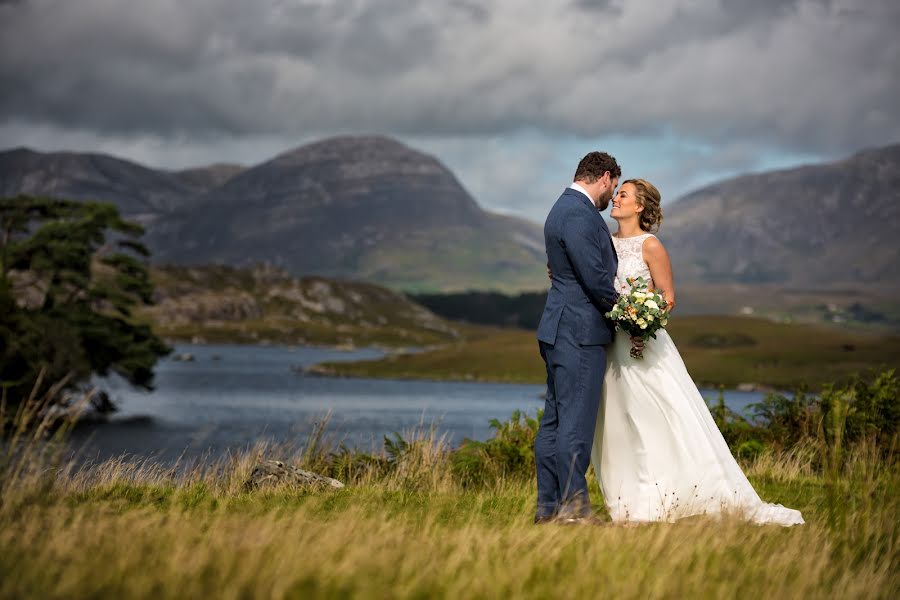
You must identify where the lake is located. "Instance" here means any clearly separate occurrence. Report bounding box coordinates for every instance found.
[67,343,769,465]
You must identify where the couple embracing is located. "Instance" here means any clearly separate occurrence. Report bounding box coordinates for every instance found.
[535,152,803,527]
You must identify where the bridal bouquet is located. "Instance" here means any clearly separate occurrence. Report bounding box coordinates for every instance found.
[605,277,669,359]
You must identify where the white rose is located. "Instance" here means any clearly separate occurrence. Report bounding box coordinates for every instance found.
[637,318,647,329]
[645,300,659,311]
[647,315,655,322]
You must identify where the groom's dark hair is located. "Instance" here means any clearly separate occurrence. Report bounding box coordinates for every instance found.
[574,152,621,183]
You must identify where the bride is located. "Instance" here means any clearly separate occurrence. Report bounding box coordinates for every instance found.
[592,179,804,527]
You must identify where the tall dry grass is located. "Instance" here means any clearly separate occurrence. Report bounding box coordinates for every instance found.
[1,390,898,599]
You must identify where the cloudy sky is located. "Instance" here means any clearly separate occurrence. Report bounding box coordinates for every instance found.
[1,0,898,222]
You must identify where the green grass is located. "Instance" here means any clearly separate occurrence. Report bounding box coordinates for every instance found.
[314,316,900,389]
[671,316,900,388]
[2,383,897,599]
[1,445,896,599]
[310,324,542,383]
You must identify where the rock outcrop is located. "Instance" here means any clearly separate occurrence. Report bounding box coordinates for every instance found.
[143,263,460,347]
[243,459,345,491]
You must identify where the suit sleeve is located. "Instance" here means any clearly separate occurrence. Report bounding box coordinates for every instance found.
[561,212,619,312]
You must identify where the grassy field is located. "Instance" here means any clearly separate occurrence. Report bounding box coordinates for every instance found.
[312,316,900,389]
[1,433,896,599]
[3,370,897,599]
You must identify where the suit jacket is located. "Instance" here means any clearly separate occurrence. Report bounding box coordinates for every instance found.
[536,188,619,346]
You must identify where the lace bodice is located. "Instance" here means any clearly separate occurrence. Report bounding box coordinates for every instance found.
[612,233,655,294]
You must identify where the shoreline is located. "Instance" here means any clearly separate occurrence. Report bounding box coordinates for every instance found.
[158,332,887,392]
[300,356,780,393]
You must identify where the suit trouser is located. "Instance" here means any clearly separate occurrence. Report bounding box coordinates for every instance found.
[535,323,607,519]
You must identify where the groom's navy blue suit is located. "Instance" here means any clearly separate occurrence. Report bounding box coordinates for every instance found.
[535,187,619,519]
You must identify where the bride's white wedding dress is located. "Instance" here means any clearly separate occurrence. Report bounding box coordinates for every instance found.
[591,233,804,526]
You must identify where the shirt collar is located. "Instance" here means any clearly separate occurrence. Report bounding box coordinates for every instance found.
[568,182,598,208]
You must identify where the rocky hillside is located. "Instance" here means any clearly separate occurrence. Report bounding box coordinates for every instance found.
[149,136,546,292]
[659,144,900,287]
[142,264,460,348]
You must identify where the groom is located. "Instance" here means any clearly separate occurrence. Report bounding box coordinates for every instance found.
[534,151,620,524]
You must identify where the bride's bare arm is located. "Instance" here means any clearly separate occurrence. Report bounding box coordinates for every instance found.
[643,237,676,312]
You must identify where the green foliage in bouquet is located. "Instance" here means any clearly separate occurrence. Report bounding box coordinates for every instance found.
[605,276,669,358]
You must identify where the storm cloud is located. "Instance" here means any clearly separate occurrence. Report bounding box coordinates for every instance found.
[1,0,898,218]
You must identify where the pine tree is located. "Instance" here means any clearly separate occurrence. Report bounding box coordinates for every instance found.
[0,195,171,414]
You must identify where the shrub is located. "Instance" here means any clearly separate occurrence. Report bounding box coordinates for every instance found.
[450,409,541,487]
[707,387,763,449]
[748,385,819,449]
[746,370,899,472]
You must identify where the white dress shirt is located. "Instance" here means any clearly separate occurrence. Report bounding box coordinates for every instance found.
[568,182,598,208]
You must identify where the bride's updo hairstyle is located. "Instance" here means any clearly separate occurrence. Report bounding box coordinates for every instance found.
[624,178,663,233]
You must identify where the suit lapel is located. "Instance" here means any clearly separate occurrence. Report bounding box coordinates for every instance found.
[598,217,618,271]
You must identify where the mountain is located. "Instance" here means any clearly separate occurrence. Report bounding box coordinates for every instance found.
[0,147,197,225]
[149,136,546,292]
[171,163,246,194]
[0,138,546,292]
[659,144,900,287]
[10,138,895,294]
